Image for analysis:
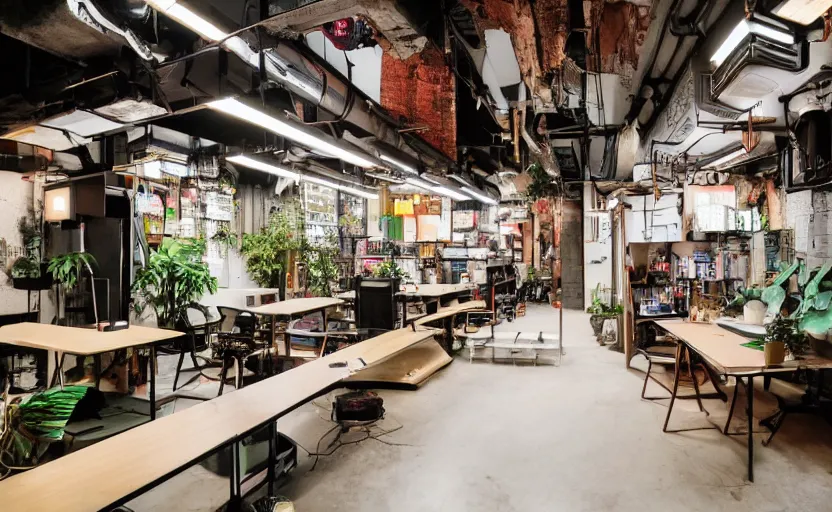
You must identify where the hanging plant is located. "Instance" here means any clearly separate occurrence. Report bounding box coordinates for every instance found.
[48,252,97,292]
[525,163,560,203]
[211,224,238,253]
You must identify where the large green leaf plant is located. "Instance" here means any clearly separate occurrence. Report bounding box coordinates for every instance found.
[132,238,218,328]
[761,260,832,341]
[48,252,97,291]
[240,213,302,288]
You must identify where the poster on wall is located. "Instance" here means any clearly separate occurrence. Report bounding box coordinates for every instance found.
[439,197,452,240]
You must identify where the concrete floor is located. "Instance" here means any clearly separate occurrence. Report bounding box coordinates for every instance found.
[130,305,832,511]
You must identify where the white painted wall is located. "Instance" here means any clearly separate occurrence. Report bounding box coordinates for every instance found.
[0,171,36,315]
[305,32,383,103]
[583,184,613,310]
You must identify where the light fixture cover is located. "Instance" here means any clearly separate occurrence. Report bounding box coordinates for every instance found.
[711,18,795,66]
[227,155,300,181]
[207,98,378,169]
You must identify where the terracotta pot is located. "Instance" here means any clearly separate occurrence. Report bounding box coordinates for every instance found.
[764,341,785,366]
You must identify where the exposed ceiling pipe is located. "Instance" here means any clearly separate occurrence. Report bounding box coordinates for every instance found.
[144,1,455,173]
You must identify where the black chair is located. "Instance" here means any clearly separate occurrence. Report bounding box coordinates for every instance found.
[214,307,267,396]
[171,304,222,392]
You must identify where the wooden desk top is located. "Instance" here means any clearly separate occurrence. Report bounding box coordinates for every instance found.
[656,320,832,374]
[0,323,183,355]
[243,297,343,317]
[415,300,487,326]
[0,326,437,512]
[396,283,475,299]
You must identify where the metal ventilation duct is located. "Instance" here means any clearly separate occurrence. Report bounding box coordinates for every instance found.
[0,0,154,61]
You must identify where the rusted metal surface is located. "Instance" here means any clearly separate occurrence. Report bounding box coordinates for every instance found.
[589,0,652,85]
[459,0,651,84]
[380,47,457,159]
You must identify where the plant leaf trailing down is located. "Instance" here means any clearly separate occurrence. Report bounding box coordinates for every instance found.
[47,252,97,291]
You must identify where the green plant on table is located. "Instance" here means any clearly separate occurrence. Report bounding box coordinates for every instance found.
[240,212,302,288]
[47,252,97,291]
[765,315,809,356]
[372,260,409,279]
[132,238,218,328]
[761,260,832,337]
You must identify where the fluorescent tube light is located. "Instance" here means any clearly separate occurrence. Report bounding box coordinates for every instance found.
[380,154,418,174]
[405,177,434,190]
[366,172,405,184]
[462,186,499,205]
[227,155,300,182]
[404,177,469,200]
[705,147,747,168]
[207,98,377,168]
[432,186,470,201]
[774,0,832,26]
[303,175,379,200]
[711,18,794,66]
[145,1,228,41]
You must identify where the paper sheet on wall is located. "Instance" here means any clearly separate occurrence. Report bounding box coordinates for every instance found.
[752,231,766,286]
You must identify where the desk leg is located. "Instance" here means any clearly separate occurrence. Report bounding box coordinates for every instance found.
[662,343,683,433]
[686,347,706,414]
[93,354,102,390]
[724,381,740,435]
[747,375,754,482]
[149,346,157,421]
[229,440,242,511]
[51,352,66,389]
[268,420,277,496]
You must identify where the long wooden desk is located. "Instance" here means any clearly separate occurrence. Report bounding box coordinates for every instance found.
[0,326,439,512]
[0,323,183,420]
[655,320,832,482]
[239,297,344,360]
[396,284,476,325]
[414,300,487,326]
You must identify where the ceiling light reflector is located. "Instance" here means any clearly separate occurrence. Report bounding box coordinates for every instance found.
[304,175,379,200]
[227,155,300,181]
[462,186,499,205]
[207,98,377,168]
[711,19,794,66]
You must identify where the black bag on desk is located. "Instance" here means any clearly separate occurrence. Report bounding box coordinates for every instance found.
[333,391,385,423]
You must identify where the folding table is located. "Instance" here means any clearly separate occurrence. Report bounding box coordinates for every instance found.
[0,322,183,420]
[655,320,832,482]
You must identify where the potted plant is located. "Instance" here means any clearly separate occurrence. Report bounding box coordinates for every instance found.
[132,238,218,328]
[240,213,301,289]
[48,252,97,292]
[47,252,97,322]
[762,260,832,357]
[211,224,238,255]
[586,284,619,336]
[303,233,339,297]
[10,256,52,291]
[8,211,51,291]
[372,260,409,280]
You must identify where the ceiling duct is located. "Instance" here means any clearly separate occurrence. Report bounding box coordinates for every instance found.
[145,1,453,173]
[0,0,154,61]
